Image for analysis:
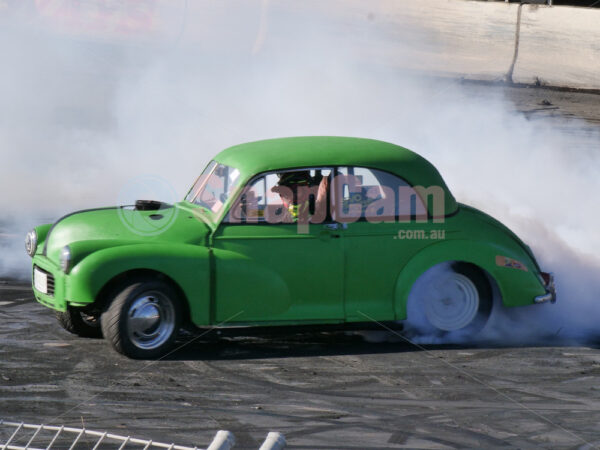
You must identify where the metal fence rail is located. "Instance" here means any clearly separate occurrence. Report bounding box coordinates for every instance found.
[0,421,285,450]
[0,421,234,450]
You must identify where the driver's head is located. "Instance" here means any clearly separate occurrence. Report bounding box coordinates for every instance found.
[271,171,311,204]
[277,171,311,187]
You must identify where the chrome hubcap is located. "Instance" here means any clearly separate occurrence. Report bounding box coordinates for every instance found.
[127,292,175,350]
[423,273,480,331]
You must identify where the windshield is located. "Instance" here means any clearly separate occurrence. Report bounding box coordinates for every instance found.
[185,161,241,215]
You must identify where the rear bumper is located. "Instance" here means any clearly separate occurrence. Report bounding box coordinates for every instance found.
[534,272,556,304]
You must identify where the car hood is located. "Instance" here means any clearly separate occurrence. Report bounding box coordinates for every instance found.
[43,202,210,263]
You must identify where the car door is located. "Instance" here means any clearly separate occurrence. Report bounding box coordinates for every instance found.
[212,168,345,324]
[333,166,432,322]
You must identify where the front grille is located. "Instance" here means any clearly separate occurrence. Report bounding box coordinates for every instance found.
[34,266,55,297]
[47,272,55,296]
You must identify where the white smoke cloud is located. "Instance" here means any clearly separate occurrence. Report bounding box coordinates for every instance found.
[0,2,598,343]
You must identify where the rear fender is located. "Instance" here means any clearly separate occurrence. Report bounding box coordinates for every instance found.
[394,239,546,320]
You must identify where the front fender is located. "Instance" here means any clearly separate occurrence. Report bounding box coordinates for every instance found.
[67,239,141,267]
[33,224,52,255]
[393,239,546,320]
[66,243,211,325]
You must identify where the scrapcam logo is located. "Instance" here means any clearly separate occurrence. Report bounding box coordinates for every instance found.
[228,173,446,234]
[116,175,179,236]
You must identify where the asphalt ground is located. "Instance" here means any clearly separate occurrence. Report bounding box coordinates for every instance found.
[2,83,600,449]
[1,277,600,449]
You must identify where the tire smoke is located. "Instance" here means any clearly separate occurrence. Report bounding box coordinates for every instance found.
[0,2,598,345]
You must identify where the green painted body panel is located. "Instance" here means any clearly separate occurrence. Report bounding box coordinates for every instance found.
[32,203,213,324]
[66,244,211,324]
[213,223,344,324]
[29,137,550,329]
[342,220,434,322]
[43,205,210,263]
[391,203,546,320]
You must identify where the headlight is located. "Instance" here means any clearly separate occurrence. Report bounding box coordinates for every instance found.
[25,229,37,257]
[60,246,72,273]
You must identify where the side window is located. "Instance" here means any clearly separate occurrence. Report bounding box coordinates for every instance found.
[334,167,427,222]
[226,169,332,224]
[228,173,272,222]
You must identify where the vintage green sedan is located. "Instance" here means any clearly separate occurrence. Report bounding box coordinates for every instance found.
[26,137,556,358]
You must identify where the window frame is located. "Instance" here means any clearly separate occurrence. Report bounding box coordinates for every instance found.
[222,166,336,226]
[185,161,242,219]
[219,164,440,227]
[332,166,429,223]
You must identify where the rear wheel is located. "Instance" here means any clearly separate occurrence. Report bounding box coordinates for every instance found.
[406,262,493,337]
[101,278,182,359]
[55,307,102,338]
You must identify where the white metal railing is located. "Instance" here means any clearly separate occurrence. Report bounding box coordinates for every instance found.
[0,421,232,450]
[0,421,285,450]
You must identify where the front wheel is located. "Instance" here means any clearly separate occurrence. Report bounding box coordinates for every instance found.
[101,278,182,359]
[406,262,493,338]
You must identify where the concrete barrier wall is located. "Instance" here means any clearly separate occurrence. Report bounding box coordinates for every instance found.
[298,0,600,90]
[181,0,600,91]
[306,0,520,81]
[514,5,600,90]
[182,0,518,82]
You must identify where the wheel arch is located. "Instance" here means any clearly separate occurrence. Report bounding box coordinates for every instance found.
[94,268,192,326]
[66,244,211,326]
[393,239,544,320]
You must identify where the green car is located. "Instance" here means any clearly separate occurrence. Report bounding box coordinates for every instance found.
[26,137,556,358]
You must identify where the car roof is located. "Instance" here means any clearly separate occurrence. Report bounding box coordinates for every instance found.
[214,136,457,215]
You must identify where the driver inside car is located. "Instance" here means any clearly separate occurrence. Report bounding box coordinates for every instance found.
[271,170,329,224]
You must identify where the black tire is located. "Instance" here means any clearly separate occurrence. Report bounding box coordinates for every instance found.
[406,262,493,337]
[100,278,182,359]
[55,307,102,338]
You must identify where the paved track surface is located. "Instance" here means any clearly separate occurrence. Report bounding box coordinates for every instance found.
[1,278,600,449]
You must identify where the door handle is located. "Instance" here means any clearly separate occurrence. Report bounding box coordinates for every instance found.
[325,222,348,229]
[319,225,341,240]
[322,224,341,238]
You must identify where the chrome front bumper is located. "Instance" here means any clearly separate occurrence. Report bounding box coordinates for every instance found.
[534,272,556,304]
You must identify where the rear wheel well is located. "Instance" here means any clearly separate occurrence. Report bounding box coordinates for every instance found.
[451,261,502,305]
[404,260,499,335]
[95,269,191,326]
